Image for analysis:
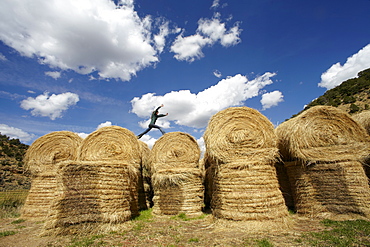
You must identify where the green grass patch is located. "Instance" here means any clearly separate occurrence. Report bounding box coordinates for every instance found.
[133,208,153,222]
[188,237,199,243]
[171,213,206,221]
[0,230,17,238]
[255,238,274,247]
[298,219,370,247]
[68,234,106,247]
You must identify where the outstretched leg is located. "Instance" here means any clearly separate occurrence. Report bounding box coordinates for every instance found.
[149,124,166,135]
[137,127,152,139]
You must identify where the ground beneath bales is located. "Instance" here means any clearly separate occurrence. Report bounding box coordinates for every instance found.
[0,212,342,247]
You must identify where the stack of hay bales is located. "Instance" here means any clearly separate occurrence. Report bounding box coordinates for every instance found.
[352,110,370,181]
[203,107,288,221]
[276,106,370,217]
[149,132,203,217]
[21,131,82,221]
[44,126,141,235]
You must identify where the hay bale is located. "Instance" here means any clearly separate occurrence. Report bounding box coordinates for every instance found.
[149,132,200,173]
[79,126,140,168]
[203,107,279,164]
[150,132,203,216]
[79,126,142,216]
[276,106,370,217]
[285,161,370,217]
[21,172,57,220]
[203,107,287,221]
[22,131,82,220]
[276,106,370,162]
[152,168,204,217]
[24,131,82,175]
[43,161,137,235]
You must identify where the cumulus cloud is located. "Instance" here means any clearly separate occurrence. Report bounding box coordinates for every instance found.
[97,121,112,129]
[211,0,220,9]
[170,14,241,62]
[319,44,370,90]
[260,90,284,110]
[20,92,79,120]
[131,72,276,128]
[45,71,61,80]
[0,0,170,81]
[0,124,35,143]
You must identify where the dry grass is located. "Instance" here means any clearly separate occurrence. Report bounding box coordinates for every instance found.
[203,106,279,164]
[78,126,140,168]
[352,110,370,135]
[24,131,82,175]
[276,106,370,162]
[203,107,288,221]
[276,106,370,218]
[42,161,139,236]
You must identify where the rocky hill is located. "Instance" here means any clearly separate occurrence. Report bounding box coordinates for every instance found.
[0,133,30,191]
[293,68,370,118]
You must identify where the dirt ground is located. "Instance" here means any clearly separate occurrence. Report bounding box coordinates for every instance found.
[0,213,334,247]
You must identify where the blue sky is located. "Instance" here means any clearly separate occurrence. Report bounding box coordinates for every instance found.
[1,0,370,149]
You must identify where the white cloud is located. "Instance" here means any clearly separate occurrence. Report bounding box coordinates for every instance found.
[170,14,241,62]
[45,71,61,79]
[211,0,220,9]
[139,135,157,149]
[0,0,169,81]
[0,124,35,143]
[260,90,284,110]
[171,34,212,62]
[77,132,89,139]
[0,53,7,61]
[131,72,276,128]
[319,44,370,90]
[96,121,112,129]
[213,69,222,78]
[20,92,79,120]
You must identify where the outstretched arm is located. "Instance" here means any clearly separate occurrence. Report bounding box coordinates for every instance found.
[155,104,164,112]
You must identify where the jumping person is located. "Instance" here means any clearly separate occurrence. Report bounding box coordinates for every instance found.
[137,104,168,139]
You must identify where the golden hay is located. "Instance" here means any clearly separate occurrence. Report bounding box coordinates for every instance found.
[43,161,138,236]
[352,110,370,135]
[24,131,82,175]
[21,172,57,220]
[275,106,370,162]
[79,126,140,168]
[203,107,279,164]
[206,161,288,221]
[152,168,204,217]
[149,132,200,173]
[285,161,370,217]
[203,107,288,221]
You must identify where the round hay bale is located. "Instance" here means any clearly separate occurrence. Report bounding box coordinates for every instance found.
[24,131,82,175]
[149,132,200,173]
[352,110,370,135]
[203,107,278,164]
[79,126,140,167]
[275,106,370,162]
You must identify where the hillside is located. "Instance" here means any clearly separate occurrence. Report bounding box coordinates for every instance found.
[293,68,370,118]
[0,133,30,191]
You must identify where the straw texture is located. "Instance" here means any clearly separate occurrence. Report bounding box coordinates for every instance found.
[43,161,138,236]
[285,161,370,217]
[150,132,203,216]
[276,106,370,217]
[276,106,370,162]
[24,131,82,175]
[22,131,82,220]
[79,126,140,168]
[352,110,370,135]
[204,107,288,221]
